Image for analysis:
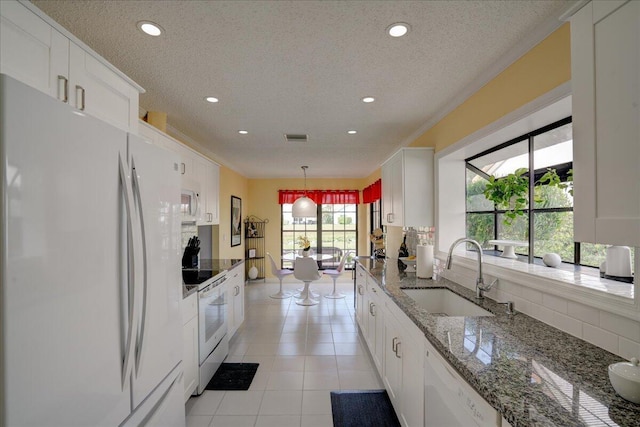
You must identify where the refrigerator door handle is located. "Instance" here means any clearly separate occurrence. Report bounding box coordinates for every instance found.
[131,157,149,376]
[119,154,140,389]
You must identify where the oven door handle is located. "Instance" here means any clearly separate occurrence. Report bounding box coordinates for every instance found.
[199,278,227,299]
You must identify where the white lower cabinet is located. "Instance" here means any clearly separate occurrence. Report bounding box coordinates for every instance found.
[424,338,500,427]
[226,267,245,338]
[356,262,503,427]
[364,284,384,374]
[181,292,198,402]
[383,303,424,427]
[355,264,368,336]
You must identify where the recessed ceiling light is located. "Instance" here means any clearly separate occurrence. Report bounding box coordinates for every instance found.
[347,130,357,134]
[238,130,248,135]
[137,21,164,36]
[387,22,410,37]
[362,96,375,103]
[204,96,219,103]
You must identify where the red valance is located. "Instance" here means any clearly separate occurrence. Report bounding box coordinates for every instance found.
[278,189,360,205]
[362,179,381,203]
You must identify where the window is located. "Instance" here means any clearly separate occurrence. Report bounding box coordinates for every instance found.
[370,199,382,254]
[281,203,357,270]
[466,117,585,265]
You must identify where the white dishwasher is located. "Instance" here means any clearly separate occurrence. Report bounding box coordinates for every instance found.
[424,339,500,427]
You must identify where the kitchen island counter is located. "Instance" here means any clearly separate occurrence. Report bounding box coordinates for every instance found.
[357,257,640,427]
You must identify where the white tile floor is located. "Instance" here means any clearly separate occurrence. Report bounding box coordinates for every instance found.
[185,277,383,427]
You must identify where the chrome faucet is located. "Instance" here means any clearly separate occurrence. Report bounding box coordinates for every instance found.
[446,238,497,299]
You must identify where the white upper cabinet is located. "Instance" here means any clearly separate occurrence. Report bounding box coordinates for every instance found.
[0,1,67,98]
[571,0,640,246]
[381,148,434,227]
[0,0,142,133]
[196,157,220,225]
[139,121,220,225]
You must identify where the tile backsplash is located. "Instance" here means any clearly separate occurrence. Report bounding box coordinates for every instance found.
[440,258,640,360]
[181,223,197,251]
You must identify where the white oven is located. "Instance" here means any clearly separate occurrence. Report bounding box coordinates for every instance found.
[196,274,228,394]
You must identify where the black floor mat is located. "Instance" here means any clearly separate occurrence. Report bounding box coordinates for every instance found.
[204,363,259,391]
[330,390,401,427]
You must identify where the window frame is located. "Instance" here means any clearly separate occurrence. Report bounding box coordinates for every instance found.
[280,203,358,270]
[465,117,583,265]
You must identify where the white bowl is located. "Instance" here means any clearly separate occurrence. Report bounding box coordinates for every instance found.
[608,357,640,404]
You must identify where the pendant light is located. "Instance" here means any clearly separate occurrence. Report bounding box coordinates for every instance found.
[292,166,317,218]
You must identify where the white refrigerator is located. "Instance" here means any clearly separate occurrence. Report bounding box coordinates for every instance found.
[1,74,185,426]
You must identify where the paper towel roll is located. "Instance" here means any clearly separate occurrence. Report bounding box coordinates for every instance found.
[416,244,433,279]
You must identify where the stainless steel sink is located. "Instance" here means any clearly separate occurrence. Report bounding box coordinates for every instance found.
[402,288,494,317]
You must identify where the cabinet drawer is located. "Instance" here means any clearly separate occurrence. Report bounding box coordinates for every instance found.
[181,292,197,325]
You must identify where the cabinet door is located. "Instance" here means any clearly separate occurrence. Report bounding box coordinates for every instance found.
[232,270,245,334]
[572,0,640,245]
[381,152,403,226]
[196,158,220,225]
[399,325,424,427]
[227,268,245,337]
[182,316,198,401]
[355,264,367,332]
[0,0,68,99]
[367,286,384,373]
[383,311,403,408]
[69,42,140,133]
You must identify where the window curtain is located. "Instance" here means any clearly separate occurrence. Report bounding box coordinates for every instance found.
[362,179,381,203]
[278,189,360,204]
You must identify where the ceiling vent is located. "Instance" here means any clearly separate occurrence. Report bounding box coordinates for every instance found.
[284,134,308,143]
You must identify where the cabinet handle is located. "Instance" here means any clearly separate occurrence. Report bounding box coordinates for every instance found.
[207,213,213,222]
[234,285,240,296]
[75,85,85,110]
[372,287,377,293]
[57,75,68,103]
[387,213,394,223]
[180,163,186,175]
[392,337,398,352]
[371,303,376,317]
[368,302,373,315]
[395,342,401,358]
[358,285,364,295]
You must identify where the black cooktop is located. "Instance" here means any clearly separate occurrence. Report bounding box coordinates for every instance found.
[182,268,223,285]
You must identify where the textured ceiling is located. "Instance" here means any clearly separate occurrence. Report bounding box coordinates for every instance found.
[31,0,572,178]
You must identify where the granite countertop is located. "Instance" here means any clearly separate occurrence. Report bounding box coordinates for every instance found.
[182,258,244,298]
[357,257,640,427]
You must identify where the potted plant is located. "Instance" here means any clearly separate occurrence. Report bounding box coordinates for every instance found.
[297,235,311,257]
[483,168,567,226]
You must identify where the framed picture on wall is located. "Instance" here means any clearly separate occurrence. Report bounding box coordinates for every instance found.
[231,195,242,247]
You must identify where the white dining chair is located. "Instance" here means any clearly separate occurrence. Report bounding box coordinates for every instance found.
[267,253,293,299]
[293,256,321,306]
[323,252,350,299]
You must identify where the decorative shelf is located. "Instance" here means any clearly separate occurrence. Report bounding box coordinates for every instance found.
[244,215,268,282]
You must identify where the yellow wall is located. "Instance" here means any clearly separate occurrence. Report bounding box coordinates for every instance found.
[410,23,571,152]
[219,166,250,259]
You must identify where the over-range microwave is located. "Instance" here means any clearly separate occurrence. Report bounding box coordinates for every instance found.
[181,189,200,222]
